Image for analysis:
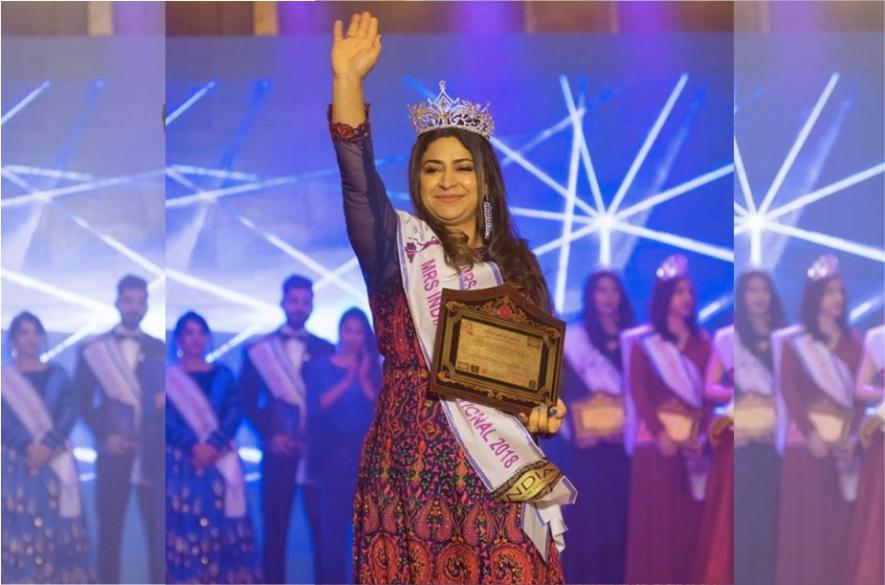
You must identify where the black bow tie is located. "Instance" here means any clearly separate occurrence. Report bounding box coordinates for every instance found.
[114,329,141,341]
[280,329,308,342]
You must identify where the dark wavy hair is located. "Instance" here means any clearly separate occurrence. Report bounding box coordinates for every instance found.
[735,270,785,369]
[7,311,46,354]
[408,128,551,312]
[581,270,635,350]
[173,311,213,353]
[800,274,850,343]
[339,307,381,382]
[649,275,698,343]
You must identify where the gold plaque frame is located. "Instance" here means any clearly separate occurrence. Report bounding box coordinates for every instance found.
[734,393,777,442]
[808,398,853,446]
[430,283,565,416]
[571,394,626,445]
[656,397,702,446]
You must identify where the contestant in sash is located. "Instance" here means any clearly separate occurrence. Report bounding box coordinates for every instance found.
[303,308,380,584]
[730,270,785,585]
[330,12,574,584]
[559,270,634,584]
[775,254,864,585]
[165,311,261,584]
[73,274,165,584]
[843,324,883,585]
[623,254,711,584]
[695,324,736,584]
[1,312,95,584]
[239,274,334,585]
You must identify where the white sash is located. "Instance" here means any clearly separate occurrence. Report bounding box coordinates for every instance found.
[620,324,652,454]
[247,335,307,428]
[564,324,622,396]
[713,326,735,371]
[863,325,885,426]
[865,325,885,372]
[82,333,142,424]
[165,365,247,518]
[641,333,703,407]
[1,366,81,518]
[734,330,775,397]
[791,332,854,408]
[772,325,803,454]
[396,211,576,560]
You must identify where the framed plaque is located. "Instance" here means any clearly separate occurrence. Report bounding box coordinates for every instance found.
[430,283,565,416]
[808,399,853,445]
[656,398,701,446]
[571,394,625,446]
[734,394,777,441]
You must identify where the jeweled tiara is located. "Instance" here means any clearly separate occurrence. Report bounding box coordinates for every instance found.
[408,81,495,139]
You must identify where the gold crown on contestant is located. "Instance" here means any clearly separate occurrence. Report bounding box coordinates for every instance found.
[656,254,689,281]
[807,253,839,281]
[408,81,495,139]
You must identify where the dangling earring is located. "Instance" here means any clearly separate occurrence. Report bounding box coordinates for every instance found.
[482,194,493,241]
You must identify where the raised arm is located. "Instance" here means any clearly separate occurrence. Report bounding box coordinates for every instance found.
[330,12,399,293]
[331,12,379,126]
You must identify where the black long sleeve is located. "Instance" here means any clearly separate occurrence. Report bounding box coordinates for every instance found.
[73,348,107,441]
[330,111,401,294]
[239,350,270,441]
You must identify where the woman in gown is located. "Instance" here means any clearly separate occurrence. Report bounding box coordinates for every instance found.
[165,311,261,584]
[842,324,883,585]
[624,254,712,584]
[1,311,94,584]
[304,308,380,584]
[729,270,785,585]
[696,321,737,585]
[775,254,864,585]
[559,270,634,584]
[330,11,575,585]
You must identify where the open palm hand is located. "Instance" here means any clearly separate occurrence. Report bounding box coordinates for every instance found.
[332,11,381,82]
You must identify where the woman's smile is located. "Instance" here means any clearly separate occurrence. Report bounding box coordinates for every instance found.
[434,193,466,204]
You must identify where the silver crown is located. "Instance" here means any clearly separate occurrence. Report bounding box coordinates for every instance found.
[807,254,839,281]
[656,254,689,281]
[408,81,495,139]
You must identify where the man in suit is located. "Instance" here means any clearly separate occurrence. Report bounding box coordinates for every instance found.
[74,274,165,584]
[241,274,334,584]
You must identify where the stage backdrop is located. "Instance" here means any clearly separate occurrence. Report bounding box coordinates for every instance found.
[166,33,734,346]
[734,31,884,328]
